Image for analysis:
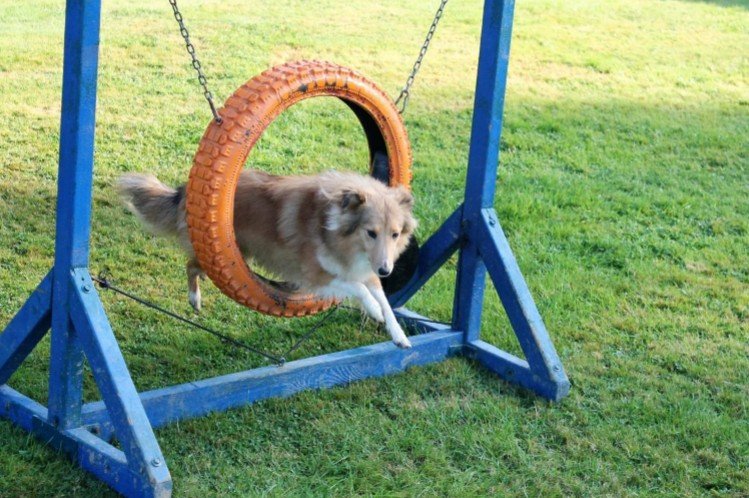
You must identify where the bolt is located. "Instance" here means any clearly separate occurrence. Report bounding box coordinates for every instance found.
[553,364,561,372]
[151,458,162,467]
[82,284,91,293]
[488,218,496,226]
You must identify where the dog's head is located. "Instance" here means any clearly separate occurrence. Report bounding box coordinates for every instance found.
[328,181,417,277]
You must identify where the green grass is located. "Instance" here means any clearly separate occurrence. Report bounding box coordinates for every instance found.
[1,0,748,496]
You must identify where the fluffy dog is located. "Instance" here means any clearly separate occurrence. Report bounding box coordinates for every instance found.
[117,170,417,348]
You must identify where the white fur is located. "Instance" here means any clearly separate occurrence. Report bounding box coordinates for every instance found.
[188,289,201,312]
[318,279,384,323]
[324,204,342,231]
[365,281,411,348]
[316,248,411,346]
[317,248,373,283]
[317,278,410,347]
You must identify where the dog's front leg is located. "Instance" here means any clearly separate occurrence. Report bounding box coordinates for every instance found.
[186,258,204,312]
[318,279,384,322]
[364,277,411,349]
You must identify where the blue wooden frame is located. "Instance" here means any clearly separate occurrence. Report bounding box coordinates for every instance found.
[0,0,569,495]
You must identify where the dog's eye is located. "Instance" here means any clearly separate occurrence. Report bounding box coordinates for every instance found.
[367,230,377,239]
[392,232,399,240]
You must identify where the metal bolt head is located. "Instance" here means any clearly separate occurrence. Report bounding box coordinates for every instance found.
[150,458,162,467]
[82,284,91,293]
[553,364,561,372]
[488,218,496,226]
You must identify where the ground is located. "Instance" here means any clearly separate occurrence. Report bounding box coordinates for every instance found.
[0,0,747,496]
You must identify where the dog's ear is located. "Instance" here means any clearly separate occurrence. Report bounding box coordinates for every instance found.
[403,211,418,235]
[340,189,365,210]
[393,185,414,209]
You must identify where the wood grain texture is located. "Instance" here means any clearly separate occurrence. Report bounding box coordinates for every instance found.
[81,329,463,433]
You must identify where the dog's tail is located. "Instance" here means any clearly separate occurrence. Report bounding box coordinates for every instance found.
[116,173,183,236]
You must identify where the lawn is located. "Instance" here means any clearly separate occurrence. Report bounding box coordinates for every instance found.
[1,0,748,496]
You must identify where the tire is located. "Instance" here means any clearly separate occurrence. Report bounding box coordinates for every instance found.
[186,60,412,317]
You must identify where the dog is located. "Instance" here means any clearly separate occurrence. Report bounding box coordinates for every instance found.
[117,169,417,348]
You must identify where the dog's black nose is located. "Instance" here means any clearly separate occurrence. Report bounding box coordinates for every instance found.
[378,267,391,277]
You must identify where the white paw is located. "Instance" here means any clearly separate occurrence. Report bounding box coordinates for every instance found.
[189,290,201,312]
[388,322,411,348]
[393,336,412,349]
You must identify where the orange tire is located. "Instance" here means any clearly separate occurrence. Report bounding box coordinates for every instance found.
[186,61,413,317]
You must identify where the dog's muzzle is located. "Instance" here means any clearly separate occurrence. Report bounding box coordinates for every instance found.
[378,267,392,277]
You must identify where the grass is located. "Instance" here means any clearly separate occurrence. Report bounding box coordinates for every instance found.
[1,0,748,496]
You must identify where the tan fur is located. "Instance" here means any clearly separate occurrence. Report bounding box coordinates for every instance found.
[117,170,417,347]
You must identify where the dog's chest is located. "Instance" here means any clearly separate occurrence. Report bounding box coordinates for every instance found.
[317,250,371,282]
[347,253,373,280]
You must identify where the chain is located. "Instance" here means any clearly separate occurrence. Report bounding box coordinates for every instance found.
[394,0,449,114]
[94,272,283,363]
[168,0,222,123]
[94,272,348,366]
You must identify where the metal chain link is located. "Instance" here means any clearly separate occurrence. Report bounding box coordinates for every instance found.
[168,0,222,123]
[394,0,449,114]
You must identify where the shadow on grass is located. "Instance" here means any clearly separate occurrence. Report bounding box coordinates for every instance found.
[673,0,749,9]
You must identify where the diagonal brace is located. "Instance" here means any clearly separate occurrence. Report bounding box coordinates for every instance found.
[475,208,569,393]
[68,268,171,490]
[0,271,53,385]
[389,206,463,308]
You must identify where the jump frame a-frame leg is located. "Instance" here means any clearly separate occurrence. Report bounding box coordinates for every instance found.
[0,0,569,496]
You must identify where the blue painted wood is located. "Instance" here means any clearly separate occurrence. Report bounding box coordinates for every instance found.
[69,269,171,489]
[453,0,516,342]
[80,330,463,432]
[48,297,85,429]
[0,385,49,432]
[462,0,515,213]
[394,307,453,335]
[48,0,104,430]
[477,209,570,390]
[452,240,488,342]
[0,271,53,385]
[0,386,171,498]
[389,206,464,308]
[73,427,171,498]
[465,340,569,401]
[54,0,101,270]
